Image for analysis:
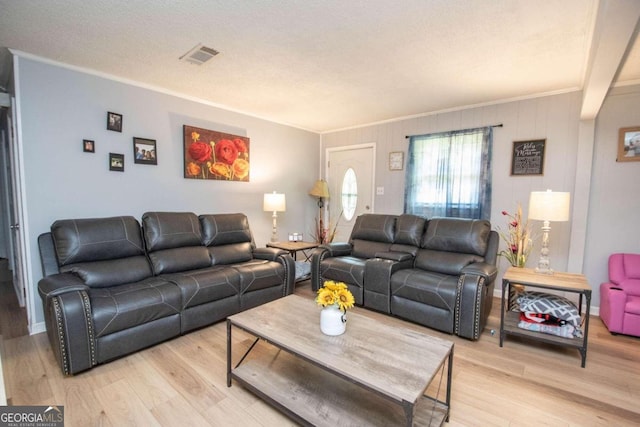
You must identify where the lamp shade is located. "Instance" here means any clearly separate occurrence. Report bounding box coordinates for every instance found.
[263,192,286,212]
[309,180,330,199]
[528,190,570,222]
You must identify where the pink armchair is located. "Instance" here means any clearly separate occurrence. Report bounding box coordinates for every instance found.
[600,253,640,337]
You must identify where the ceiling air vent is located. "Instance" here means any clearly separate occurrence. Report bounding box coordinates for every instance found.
[180,43,219,65]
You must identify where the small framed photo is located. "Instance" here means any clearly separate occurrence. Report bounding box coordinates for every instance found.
[389,151,404,171]
[109,153,124,172]
[83,139,95,153]
[107,112,123,132]
[617,126,640,162]
[133,137,157,165]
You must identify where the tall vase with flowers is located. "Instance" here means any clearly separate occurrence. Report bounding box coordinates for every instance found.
[497,203,533,268]
[498,203,533,310]
[316,281,355,336]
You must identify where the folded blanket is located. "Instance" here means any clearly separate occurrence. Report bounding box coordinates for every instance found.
[521,311,569,326]
[518,311,583,338]
[517,319,577,338]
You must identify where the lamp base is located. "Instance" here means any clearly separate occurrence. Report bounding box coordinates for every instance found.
[534,267,554,275]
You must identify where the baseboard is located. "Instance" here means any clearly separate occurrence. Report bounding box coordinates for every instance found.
[29,321,46,335]
[492,288,600,316]
[0,335,6,405]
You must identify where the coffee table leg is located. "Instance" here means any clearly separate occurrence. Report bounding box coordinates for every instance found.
[227,319,232,387]
[446,346,453,422]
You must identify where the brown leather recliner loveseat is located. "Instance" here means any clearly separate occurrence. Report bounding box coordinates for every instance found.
[311,213,498,340]
[37,211,295,375]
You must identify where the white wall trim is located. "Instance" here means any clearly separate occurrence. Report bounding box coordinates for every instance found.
[29,321,46,336]
[8,49,320,135]
[11,56,37,333]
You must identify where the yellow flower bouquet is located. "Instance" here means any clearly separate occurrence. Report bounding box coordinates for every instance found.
[316,281,355,313]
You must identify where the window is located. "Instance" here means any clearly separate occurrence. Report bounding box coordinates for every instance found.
[341,168,358,221]
[404,127,492,219]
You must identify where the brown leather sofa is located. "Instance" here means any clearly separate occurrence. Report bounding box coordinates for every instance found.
[37,212,294,375]
[311,214,498,340]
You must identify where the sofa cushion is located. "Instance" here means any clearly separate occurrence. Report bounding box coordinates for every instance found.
[352,240,395,259]
[52,216,146,265]
[394,214,426,246]
[232,259,286,294]
[142,212,203,250]
[142,212,211,274]
[200,213,255,265]
[89,277,182,337]
[166,267,241,309]
[319,256,366,289]
[421,218,490,256]
[61,256,153,288]
[415,249,483,276]
[349,214,396,244]
[51,216,153,287]
[390,268,459,312]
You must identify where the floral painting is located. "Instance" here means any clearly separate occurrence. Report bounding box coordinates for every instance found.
[183,125,250,181]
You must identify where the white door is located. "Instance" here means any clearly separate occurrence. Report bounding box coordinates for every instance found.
[326,144,375,243]
[7,98,26,307]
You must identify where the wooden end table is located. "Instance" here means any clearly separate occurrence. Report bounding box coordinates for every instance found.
[499,267,592,367]
[266,241,319,262]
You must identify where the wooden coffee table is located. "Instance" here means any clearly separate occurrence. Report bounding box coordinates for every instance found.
[227,294,454,426]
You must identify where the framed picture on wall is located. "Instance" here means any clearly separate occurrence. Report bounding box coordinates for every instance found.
[510,139,545,175]
[109,153,124,172]
[133,137,157,165]
[389,151,404,171]
[83,139,95,153]
[106,112,123,132]
[617,126,640,162]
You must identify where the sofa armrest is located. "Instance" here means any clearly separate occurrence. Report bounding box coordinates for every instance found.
[252,247,287,261]
[461,262,498,283]
[364,257,414,313]
[310,243,354,292]
[38,273,90,300]
[455,269,496,340]
[320,242,353,257]
[375,251,413,262]
[252,248,295,295]
[38,275,96,375]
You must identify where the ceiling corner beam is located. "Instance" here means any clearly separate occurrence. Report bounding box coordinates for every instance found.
[580,0,640,120]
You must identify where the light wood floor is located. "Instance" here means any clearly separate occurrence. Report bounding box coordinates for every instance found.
[1,276,639,426]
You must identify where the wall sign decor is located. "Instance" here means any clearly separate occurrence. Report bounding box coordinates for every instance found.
[183,124,250,181]
[617,126,640,162]
[133,137,157,165]
[389,151,404,171]
[83,139,95,153]
[107,112,123,132]
[109,153,124,172]
[510,139,545,176]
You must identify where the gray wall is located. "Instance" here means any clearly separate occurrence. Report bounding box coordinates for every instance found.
[14,56,320,327]
[323,88,640,308]
[585,85,640,297]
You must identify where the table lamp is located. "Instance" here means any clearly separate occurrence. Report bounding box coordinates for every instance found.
[263,191,286,242]
[528,189,570,274]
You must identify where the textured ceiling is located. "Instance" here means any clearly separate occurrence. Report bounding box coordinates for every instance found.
[0,0,638,133]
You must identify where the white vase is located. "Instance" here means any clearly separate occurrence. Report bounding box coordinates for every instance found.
[320,304,346,336]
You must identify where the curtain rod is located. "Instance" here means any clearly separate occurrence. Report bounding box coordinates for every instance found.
[405,123,503,139]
